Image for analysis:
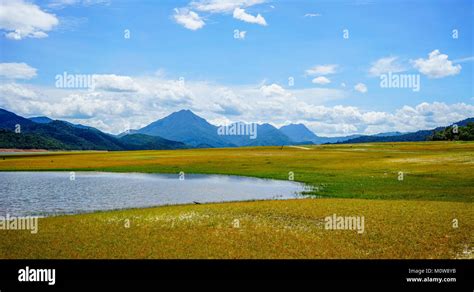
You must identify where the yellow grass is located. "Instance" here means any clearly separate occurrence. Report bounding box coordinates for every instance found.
[0,142,473,258]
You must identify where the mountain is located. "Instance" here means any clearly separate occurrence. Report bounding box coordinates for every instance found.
[222,123,293,146]
[5,107,473,150]
[279,124,318,143]
[29,115,97,131]
[29,116,53,124]
[0,108,185,151]
[342,130,433,143]
[135,112,362,147]
[278,124,365,144]
[0,108,35,130]
[340,118,474,144]
[317,135,363,144]
[455,117,474,126]
[373,131,403,137]
[135,109,231,148]
[118,134,186,150]
[431,119,474,141]
[249,124,293,146]
[0,129,67,149]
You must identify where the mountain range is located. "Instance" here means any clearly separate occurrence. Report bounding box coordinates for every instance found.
[0,108,185,150]
[0,107,471,150]
[339,118,474,144]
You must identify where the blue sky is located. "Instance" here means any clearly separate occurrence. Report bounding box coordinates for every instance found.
[0,0,473,135]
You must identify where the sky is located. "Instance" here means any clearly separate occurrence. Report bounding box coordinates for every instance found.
[0,0,473,136]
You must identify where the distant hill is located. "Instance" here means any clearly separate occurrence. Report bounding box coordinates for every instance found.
[119,134,186,150]
[0,129,66,150]
[431,120,474,141]
[278,123,364,144]
[373,131,403,137]
[29,115,98,131]
[342,130,433,143]
[3,107,473,150]
[0,108,186,151]
[248,124,293,146]
[454,117,474,127]
[222,122,293,146]
[340,118,474,144]
[279,124,318,143]
[29,116,53,124]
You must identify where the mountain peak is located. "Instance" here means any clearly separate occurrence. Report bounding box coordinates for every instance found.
[173,109,195,115]
[280,123,319,143]
[136,109,230,147]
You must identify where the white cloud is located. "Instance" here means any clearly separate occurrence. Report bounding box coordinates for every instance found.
[412,50,461,78]
[312,76,331,85]
[0,0,59,40]
[305,64,337,76]
[304,13,321,17]
[92,74,141,92]
[260,83,290,97]
[2,73,472,137]
[173,8,205,30]
[369,56,406,76]
[190,0,266,13]
[0,63,37,79]
[48,0,110,9]
[0,83,37,99]
[175,0,267,30]
[233,8,267,26]
[354,83,367,93]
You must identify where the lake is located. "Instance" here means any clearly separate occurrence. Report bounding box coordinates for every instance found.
[0,172,308,217]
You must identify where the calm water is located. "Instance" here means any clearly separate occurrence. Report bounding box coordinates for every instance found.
[0,172,307,217]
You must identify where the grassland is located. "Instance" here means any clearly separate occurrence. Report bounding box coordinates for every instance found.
[0,142,473,258]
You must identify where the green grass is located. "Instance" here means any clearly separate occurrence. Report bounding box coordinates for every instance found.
[0,142,473,258]
[1,199,472,259]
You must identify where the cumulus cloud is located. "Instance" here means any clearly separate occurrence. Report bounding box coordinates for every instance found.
[412,50,461,78]
[92,74,141,92]
[175,0,267,30]
[354,83,367,93]
[369,56,406,76]
[0,63,37,79]
[305,64,337,76]
[312,76,331,85]
[190,0,266,13]
[173,8,205,30]
[260,83,290,97]
[233,8,267,26]
[0,83,37,99]
[0,0,59,40]
[1,74,472,137]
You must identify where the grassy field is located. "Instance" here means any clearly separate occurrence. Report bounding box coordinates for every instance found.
[0,142,473,258]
